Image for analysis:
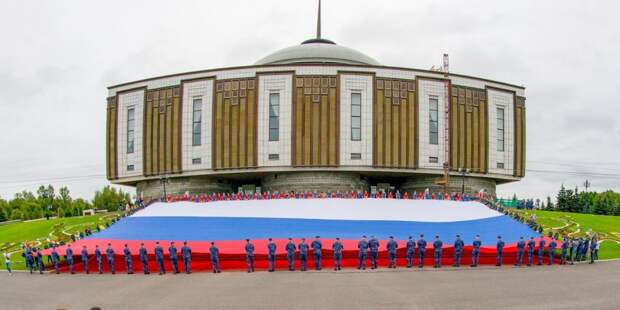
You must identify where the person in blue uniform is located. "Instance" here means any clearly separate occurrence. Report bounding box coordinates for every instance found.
[285,238,296,271]
[155,241,166,275]
[471,235,481,267]
[332,238,344,271]
[582,236,590,262]
[406,236,416,268]
[210,242,220,273]
[537,237,546,266]
[311,236,322,270]
[245,239,255,273]
[548,238,557,265]
[123,244,134,274]
[387,236,398,268]
[168,241,179,274]
[35,249,44,274]
[357,236,368,270]
[590,234,598,264]
[369,236,379,269]
[267,238,277,272]
[298,238,308,271]
[94,245,103,274]
[25,247,34,274]
[496,236,505,266]
[417,234,427,268]
[51,246,60,274]
[560,236,569,265]
[81,245,89,274]
[433,236,443,268]
[575,237,583,262]
[106,243,115,274]
[527,237,536,266]
[139,243,149,274]
[66,244,75,274]
[568,237,575,263]
[181,241,192,274]
[515,237,526,266]
[453,235,464,267]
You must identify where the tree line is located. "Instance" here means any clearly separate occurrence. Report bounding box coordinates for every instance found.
[0,185,131,222]
[541,185,620,216]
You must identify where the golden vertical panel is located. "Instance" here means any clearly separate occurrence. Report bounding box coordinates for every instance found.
[328,87,337,166]
[479,99,487,172]
[400,99,407,168]
[375,90,384,165]
[458,103,465,168]
[158,108,165,173]
[472,106,480,172]
[407,92,416,168]
[230,104,239,168]
[152,101,159,175]
[239,97,247,167]
[320,94,328,165]
[214,92,223,169]
[450,96,459,169]
[172,97,180,173]
[222,99,231,168]
[392,103,399,166]
[144,100,152,176]
[294,88,303,165]
[384,97,392,166]
[465,109,472,170]
[312,100,320,164]
[247,88,256,167]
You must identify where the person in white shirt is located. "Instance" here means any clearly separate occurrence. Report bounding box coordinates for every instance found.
[4,252,11,275]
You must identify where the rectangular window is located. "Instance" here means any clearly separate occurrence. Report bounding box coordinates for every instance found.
[351,93,362,141]
[497,107,505,152]
[268,153,280,160]
[351,153,362,160]
[126,107,135,154]
[192,98,202,146]
[269,93,280,141]
[429,96,439,145]
[127,164,134,171]
[429,156,439,163]
[497,162,505,169]
[192,158,202,165]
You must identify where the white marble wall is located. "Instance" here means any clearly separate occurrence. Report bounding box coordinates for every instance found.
[487,88,515,175]
[257,74,293,167]
[116,90,144,177]
[417,79,447,169]
[339,74,373,166]
[181,79,213,171]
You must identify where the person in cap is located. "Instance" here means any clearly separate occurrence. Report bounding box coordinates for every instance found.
[51,246,60,274]
[123,244,134,274]
[105,243,115,274]
[245,239,255,273]
[406,236,416,268]
[81,245,89,274]
[285,238,296,271]
[267,238,277,272]
[537,237,546,266]
[311,236,322,270]
[24,246,34,274]
[496,235,505,267]
[417,234,427,268]
[527,237,536,266]
[387,236,398,268]
[357,236,368,270]
[168,241,179,274]
[369,235,379,269]
[515,237,525,266]
[154,241,166,275]
[548,237,557,265]
[471,235,481,267]
[210,242,220,273]
[139,243,149,274]
[298,238,309,271]
[35,248,44,274]
[181,241,192,274]
[332,238,344,271]
[560,235,569,265]
[94,245,103,274]
[66,244,75,274]
[433,236,443,268]
[453,235,464,267]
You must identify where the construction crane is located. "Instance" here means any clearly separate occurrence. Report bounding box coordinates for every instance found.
[434,54,451,193]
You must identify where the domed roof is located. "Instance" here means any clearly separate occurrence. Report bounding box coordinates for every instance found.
[255,40,381,66]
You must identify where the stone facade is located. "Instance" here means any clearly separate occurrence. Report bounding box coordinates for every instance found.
[137,176,232,200]
[261,171,369,193]
[400,175,496,196]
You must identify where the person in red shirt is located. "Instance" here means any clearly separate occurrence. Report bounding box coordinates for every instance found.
[387,191,394,199]
[403,191,409,199]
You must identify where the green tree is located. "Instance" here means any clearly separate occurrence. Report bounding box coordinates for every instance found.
[92,186,130,211]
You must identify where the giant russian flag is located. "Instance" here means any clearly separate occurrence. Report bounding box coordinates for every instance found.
[49,199,548,272]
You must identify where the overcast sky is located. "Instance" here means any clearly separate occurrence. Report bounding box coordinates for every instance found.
[1,0,619,201]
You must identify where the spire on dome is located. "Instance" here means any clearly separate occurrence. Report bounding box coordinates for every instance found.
[302,0,335,45]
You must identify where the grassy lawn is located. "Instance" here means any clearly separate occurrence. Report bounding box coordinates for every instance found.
[512,209,620,259]
[0,212,119,270]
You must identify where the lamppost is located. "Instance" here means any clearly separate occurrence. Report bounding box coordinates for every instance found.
[457,168,471,196]
[160,175,170,199]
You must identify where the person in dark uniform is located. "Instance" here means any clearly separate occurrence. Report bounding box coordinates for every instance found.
[582,236,590,262]
[155,241,166,275]
[332,238,343,271]
[245,239,255,273]
[387,236,398,268]
[139,243,149,274]
[590,234,598,264]
[51,246,60,274]
[471,235,481,267]
[66,245,75,274]
[181,241,192,274]
[406,236,416,268]
[94,245,103,274]
[267,238,277,272]
[496,236,505,267]
[35,249,43,274]
[311,236,322,270]
[453,235,464,267]
[25,247,33,274]
[168,242,179,274]
[575,237,583,262]
[560,236,569,265]
[537,237,546,266]
[433,236,443,268]
[285,238,296,271]
[515,237,525,266]
[81,246,89,274]
[123,244,134,274]
[527,237,536,266]
[210,242,220,273]
[417,234,427,268]
[298,238,308,271]
[548,238,557,265]
[568,237,575,264]
[369,236,379,269]
[106,243,115,274]
[358,236,368,270]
